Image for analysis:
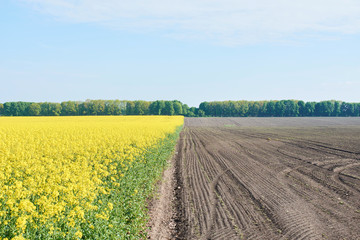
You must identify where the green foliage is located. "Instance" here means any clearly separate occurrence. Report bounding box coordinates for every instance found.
[0,103,3,115]
[61,101,78,116]
[2,102,31,116]
[163,101,175,115]
[84,126,182,239]
[1,99,359,117]
[173,101,183,115]
[297,100,305,116]
[0,122,182,239]
[198,109,205,117]
[182,104,189,116]
[88,100,105,115]
[134,101,150,115]
[195,100,360,117]
[39,102,62,116]
[126,101,135,115]
[149,100,166,115]
[28,103,41,116]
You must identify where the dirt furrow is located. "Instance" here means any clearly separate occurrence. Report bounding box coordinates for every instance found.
[171,118,360,240]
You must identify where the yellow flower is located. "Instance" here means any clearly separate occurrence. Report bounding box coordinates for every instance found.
[0,116,183,236]
[15,216,28,232]
[18,199,35,213]
[107,202,113,210]
[75,230,83,239]
[11,235,26,240]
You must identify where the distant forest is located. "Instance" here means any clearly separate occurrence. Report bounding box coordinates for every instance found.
[0,99,359,117]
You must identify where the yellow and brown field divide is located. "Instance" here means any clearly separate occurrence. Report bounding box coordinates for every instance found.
[0,116,183,240]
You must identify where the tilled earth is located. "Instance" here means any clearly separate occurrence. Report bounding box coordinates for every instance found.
[173,118,360,240]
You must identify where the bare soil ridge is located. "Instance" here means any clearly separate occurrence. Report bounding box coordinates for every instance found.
[173,117,360,240]
[147,149,183,240]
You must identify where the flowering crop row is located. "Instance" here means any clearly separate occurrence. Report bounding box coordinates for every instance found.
[0,116,183,239]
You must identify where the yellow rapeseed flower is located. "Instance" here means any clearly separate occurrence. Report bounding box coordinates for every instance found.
[75,230,82,239]
[0,116,183,237]
[107,202,113,210]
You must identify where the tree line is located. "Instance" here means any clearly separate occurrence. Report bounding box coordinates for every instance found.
[198,100,360,117]
[0,99,359,117]
[0,100,197,117]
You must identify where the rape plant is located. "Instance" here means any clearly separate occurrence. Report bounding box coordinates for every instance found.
[0,116,183,239]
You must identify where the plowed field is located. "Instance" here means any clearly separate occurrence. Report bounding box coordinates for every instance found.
[174,118,360,240]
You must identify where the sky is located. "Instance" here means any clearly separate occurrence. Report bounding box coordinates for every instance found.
[1,0,360,107]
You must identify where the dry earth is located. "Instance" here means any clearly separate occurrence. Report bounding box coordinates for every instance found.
[147,156,177,239]
[149,117,360,240]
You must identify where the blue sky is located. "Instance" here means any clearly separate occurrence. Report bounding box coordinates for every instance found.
[1,0,360,107]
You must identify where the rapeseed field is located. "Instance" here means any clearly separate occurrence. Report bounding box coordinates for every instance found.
[0,116,183,239]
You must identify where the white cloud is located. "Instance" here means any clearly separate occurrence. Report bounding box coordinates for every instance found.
[19,0,360,44]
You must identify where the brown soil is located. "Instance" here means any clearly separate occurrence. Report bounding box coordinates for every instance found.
[147,150,181,240]
[172,117,360,240]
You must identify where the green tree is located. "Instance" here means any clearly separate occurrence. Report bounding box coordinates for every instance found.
[5,102,20,116]
[223,101,232,117]
[134,101,144,115]
[104,100,121,115]
[149,101,159,115]
[266,101,276,116]
[275,101,286,116]
[51,103,62,116]
[304,102,316,116]
[188,107,197,117]
[258,101,268,117]
[39,102,62,116]
[187,111,195,117]
[5,102,30,116]
[163,101,175,115]
[173,101,183,115]
[342,102,356,116]
[215,102,223,116]
[198,109,205,117]
[126,101,135,115]
[79,101,90,115]
[28,103,41,116]
[315,101,334,116]
[0,103,3,115]
[354,103,360,116]
[248,102,261,116]
[297,101,305,116]
[149,100,166,115]
[40,102,50,116]
[182,104,189,116]
[332,101,341,116]
[284,100,299,117]
[199,102,209,116]
[88,100,105,115]
[158,101,166,115]
[323,101,334,116]
[134,101,150,115]
[61,101,77,116]
[238,101,249,117]
[3,102,11,116]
